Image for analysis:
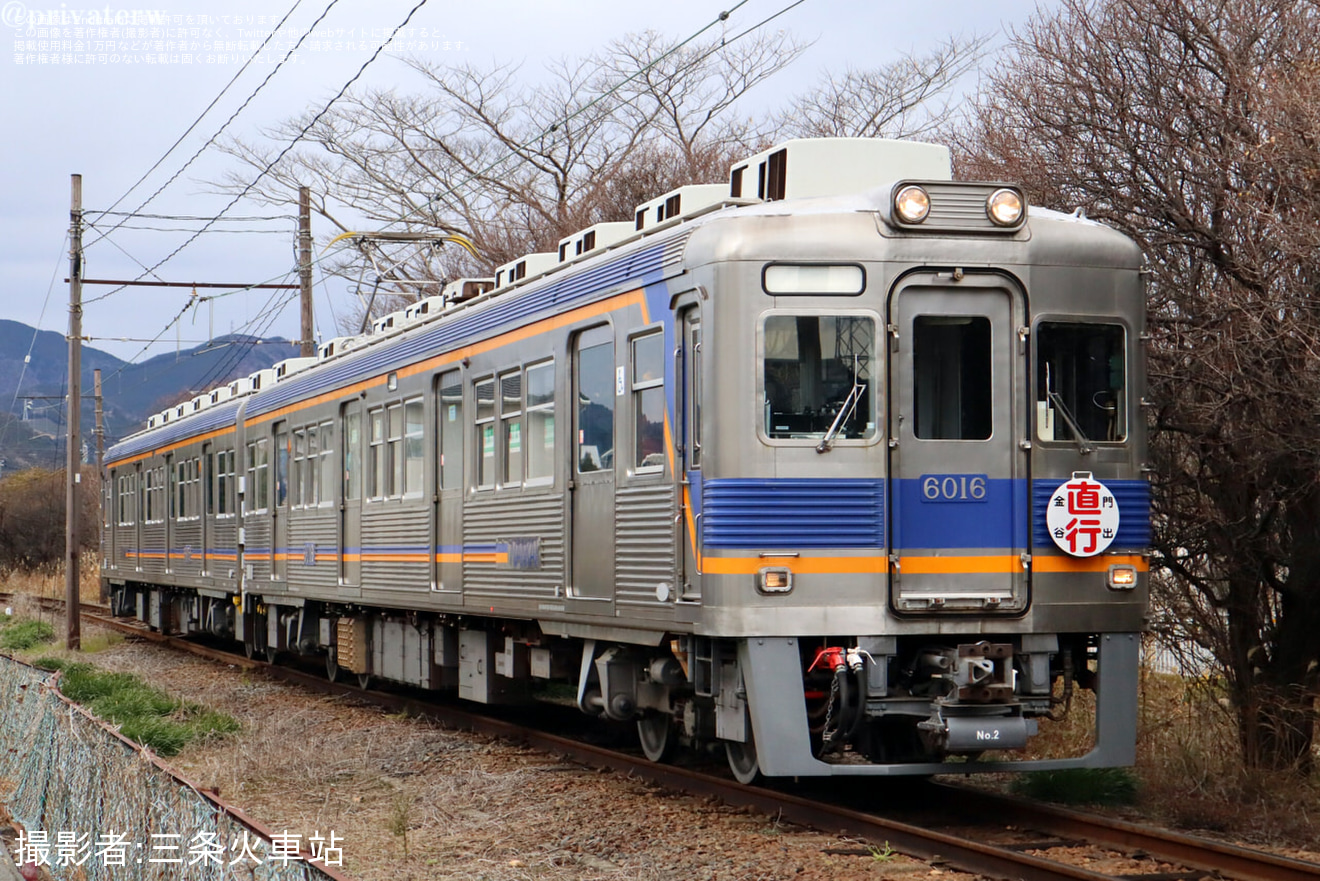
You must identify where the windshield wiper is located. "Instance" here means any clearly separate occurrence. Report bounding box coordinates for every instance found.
[1047,390,1094,455]
[817,361,866,454]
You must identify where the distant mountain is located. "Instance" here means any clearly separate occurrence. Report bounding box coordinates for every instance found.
[0,319,301,466]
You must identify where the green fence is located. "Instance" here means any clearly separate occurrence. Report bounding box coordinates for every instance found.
[0,656,349,881]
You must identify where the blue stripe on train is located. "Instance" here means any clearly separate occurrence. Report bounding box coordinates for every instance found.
[703,479,886,549]
[701,477,1150,551]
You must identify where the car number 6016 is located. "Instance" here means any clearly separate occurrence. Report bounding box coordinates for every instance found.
[920,474,988,502]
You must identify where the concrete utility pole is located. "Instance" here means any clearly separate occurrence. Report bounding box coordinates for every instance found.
[66,174,83,650]
[299,186,314,358]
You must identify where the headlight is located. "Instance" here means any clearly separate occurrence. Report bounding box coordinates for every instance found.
[987,188,1024,226]
[893,185,930,224]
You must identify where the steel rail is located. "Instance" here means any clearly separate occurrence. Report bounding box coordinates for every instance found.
[933,784,1320,881]
[7,592,1318,881]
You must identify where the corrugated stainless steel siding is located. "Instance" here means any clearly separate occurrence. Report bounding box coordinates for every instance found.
[615,484,677,610]
[244,515,272,581]
[702,479,886,549]
[172,519,203,578]
[210,517,239,582]
[1031,478,1150,550]
[463,493,564,600]
[140,521,167,576]
[362,504,431,590]
[289,511,339,590]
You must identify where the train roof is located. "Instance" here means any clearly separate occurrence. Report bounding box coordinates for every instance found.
[106,139,1139,466]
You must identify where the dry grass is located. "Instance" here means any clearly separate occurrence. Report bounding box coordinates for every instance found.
[1,551,102,601]
[1133,669,1319,848]
[3,567,1316,868]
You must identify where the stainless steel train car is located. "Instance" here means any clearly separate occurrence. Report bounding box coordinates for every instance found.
[101,137,1149,781]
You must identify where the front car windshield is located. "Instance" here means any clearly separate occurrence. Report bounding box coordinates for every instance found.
[1036,321,1126,443]
[763,314,876,441]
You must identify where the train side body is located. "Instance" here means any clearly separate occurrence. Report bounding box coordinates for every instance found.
[103,140,1148,778]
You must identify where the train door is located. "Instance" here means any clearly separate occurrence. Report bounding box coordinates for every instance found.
[678,305,702,601]
[272,422,289,582]
[434,371,463,593]
[569,325,616,603]
[339,401,362,588]
[106,469,117,571]
[887,272,1030,613]
[201,443,212,575]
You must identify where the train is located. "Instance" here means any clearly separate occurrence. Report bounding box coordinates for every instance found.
[101,137,1149,781]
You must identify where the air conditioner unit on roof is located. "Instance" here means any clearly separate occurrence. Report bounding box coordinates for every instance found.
[494,252,558,289]
[634,183,731,231]
[728,138,952,203]
[556,221,635,263]
[273,357,317,379]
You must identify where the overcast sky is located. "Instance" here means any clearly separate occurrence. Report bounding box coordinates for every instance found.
[0,0,1049,367]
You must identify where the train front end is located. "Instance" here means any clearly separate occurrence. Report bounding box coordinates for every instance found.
[684,142,1148,778]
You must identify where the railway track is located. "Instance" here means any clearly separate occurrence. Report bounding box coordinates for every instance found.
[7,591,1320,881]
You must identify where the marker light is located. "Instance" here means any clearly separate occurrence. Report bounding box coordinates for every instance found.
[758,568,793,594]
[1107,564,1138,590]
[987,188,1025,226]
[893,185,931,224]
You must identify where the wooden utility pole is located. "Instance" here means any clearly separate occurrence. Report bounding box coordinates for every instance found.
[298,186,314,358]
[66,174,83,651]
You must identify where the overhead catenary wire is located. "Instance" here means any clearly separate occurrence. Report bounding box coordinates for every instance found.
[376,0,756,238]
[84,0,793,406]
[84,0,314,247]
[0,233,71,463]
[86,0,433,308]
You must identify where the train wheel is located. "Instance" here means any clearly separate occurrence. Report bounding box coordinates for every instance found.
[243,638,257,660]
[357,673,372,690]
[636,713,677,763]
[725,735,760,785]
[264,645,279,665]
[325,647,340,682]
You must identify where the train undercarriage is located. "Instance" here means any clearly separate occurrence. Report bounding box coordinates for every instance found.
[107,581,1131,781]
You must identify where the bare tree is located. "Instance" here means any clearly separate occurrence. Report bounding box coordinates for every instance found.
[959,0,1320,773]
[214,29,803,333]
[779,34,989,139]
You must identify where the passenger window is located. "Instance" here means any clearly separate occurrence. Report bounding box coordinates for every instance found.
[525,361,555,483]
[292,429,307,507]
[763,314,876,441]
[475,378,496,488]
[275,429,290,507]
[248,437,270,512]
[438,372,463,490]
[318,421,335,505]
[217,449,235,515]
[576,334,615,473]
[632,333,665,470]
[405,398,424,496]
[343,404,361,502]
[387,403,404,497]
[1037,322,1126,442]
[500,371,523,485]
[367,408,385,500]
[913,316,991,440]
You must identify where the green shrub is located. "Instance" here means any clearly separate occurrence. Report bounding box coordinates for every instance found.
[54,663,239,755]
[0,620,54,651]
[90,685,179,720]
[1010,767,1140,806]
[118,716,191,756]
[29,656,66,672]
[183,707,242,740]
